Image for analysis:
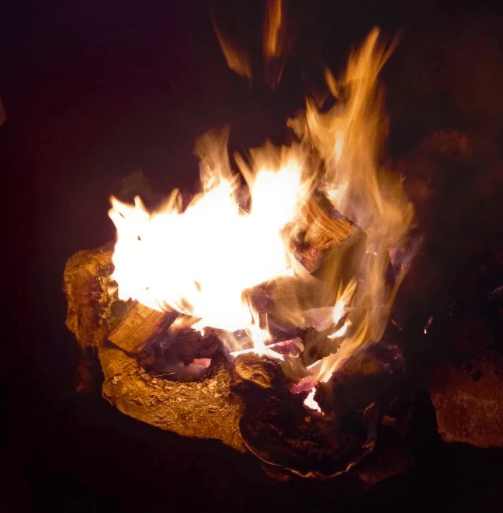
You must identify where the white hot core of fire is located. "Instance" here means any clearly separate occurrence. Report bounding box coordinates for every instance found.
[109,29,414,399]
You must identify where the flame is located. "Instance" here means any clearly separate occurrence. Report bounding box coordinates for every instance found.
[304,388,322,413]
[264,0,284,57]
[212,14,251,78]
[288,28,413,381]
[110,132,314,352]
[109,29,414,390]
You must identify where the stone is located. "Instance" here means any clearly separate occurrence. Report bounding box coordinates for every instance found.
[64,246,245,452]
[429,355,503,448]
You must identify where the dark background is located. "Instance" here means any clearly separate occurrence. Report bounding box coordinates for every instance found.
[2,1,503,511]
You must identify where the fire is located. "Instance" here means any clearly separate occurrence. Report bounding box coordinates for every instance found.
[109,28,414,407]
[109,138,312,352]
[264,0,284,58]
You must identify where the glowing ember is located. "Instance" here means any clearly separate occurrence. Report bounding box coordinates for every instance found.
[108,28,414,411]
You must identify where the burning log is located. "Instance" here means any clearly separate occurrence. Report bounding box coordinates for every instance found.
[303,197,355,249]
[237,381,378,479]
[136,325,225,382]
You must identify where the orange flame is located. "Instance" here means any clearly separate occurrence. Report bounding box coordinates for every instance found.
[212,13,251,78]
[264,0,284,57]
[109,29,413,388]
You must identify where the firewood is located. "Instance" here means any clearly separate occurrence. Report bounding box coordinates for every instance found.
[107,302,173,353]
[303,197,354,249]
[295,197,355,273]
[137,325,226,382]
[233,353,284,389]
[237,382,378,479]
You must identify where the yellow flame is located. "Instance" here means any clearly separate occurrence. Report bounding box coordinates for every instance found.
[110,134,315,350]
[109,29,413,380]
[288,28,413,379]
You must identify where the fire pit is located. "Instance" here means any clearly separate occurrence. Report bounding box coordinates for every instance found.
[64,29,419,481]
[62,8,503,487]
[5,1,503,511]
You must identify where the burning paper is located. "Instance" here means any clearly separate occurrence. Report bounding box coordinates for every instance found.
[108,29,414,409]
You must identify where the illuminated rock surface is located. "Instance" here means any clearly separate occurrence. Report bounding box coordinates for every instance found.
[64,246,245,452]
[430,356,503,448]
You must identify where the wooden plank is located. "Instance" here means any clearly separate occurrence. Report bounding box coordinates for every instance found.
[107,302,170,353]
[303,197,354,249]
